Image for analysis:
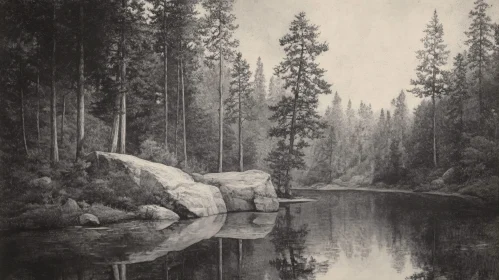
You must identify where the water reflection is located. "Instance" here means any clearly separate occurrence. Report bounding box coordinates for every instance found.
[1,190,499,280]
[270,205,327,279]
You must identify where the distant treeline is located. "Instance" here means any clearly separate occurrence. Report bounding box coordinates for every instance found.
[304,1,499,189]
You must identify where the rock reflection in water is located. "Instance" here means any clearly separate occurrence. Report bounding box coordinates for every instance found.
[2,191,499,280]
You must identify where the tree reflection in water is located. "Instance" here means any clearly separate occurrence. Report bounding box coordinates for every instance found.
[270,205,328,279]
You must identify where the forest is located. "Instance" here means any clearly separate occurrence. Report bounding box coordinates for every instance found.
[1,0,499,219]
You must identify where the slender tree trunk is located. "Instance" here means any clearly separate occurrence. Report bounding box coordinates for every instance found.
[110,71,120,153]
[175,61,180,158]
[110,96,120,152]
[119,264,126,280]
[76,1,85,159]
[36,72,40,146]
[118,0,126,154]
[181,58,187,167]
[285,44,305,195]
[50,0,59,164]
[19,63,28,156]
[163,2,168,150]
[60,94,66,146]
[432,93,437,167]
[112,265,119,280]
[478,56,483,129]
[218,52,223,172]
[238,77,243,172]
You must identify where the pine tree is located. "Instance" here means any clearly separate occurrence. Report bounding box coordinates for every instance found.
[225,52,254,172]
[409,10,450,167]
[267,12,332,196]
[254,57,266,103]
[465,0,493,128]
[391,90,409,167]
[50,0,59,163]
[76,0,85,160]
[200,0,239,173]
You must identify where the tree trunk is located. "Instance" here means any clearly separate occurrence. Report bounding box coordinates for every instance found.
[238,77,243,172]
[60,94,66,146]
[19,63,28,156]
[110,94,120,153]
[218,52,223,173]
[432,93,437,167]
[181,58,187,167]
[285,44,305,195]
[76,1,85,160]
[50,0,59,164]
[478,63,483,129]
[36,72,40,146]
[175,61,180,158]
[163,0,168,150]
[118,0,126,154]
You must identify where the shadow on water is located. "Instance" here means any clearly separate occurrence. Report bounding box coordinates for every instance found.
[1,190,499,280]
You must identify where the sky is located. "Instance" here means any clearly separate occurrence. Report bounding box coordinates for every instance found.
[231,0,499,113]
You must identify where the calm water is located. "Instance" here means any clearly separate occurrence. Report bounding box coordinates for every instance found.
[1,190,499,280]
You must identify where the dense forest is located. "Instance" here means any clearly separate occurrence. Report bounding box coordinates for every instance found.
[1,0,499,205]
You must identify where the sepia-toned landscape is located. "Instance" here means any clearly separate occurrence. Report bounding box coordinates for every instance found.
[0,0,499,279]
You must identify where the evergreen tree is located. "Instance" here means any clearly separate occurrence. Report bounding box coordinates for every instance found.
[267,12,332,195]
[225,52,254,172]
[465,0,493,128]
[200,0,239,173]
[254,57,266,103]
[409,10,450,167]
[391,90,409,167]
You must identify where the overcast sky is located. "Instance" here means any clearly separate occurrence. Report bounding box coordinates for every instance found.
[231,0,499,113]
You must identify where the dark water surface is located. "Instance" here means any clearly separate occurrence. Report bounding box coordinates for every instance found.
[1,190,499,280]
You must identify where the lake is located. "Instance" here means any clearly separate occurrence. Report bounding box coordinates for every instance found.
[1,190,498,280]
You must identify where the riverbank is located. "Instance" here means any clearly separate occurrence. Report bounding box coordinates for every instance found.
[293,180,498,209]
[0,152,280,231]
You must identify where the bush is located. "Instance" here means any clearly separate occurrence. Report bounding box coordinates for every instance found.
[461,136,499,180]
[139,139,178,167]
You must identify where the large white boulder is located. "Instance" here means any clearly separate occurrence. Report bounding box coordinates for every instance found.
[200,170,279,212]
[86,152,227,218]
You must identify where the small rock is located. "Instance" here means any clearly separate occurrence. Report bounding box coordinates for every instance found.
[138,205,180,220]
[79,213,100,226]
[442,168,456,183]
[78,201,90,210]
[349,175,365,186]
[190,173,205,183]
[29,177,52,188]
[431,178,445,188]
[61,198,80,213]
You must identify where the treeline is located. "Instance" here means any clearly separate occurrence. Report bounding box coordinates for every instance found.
[305,0,499,188]
[0,0,335,199]
[0,0,280,175]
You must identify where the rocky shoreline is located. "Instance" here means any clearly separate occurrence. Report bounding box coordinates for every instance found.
[1,152,281,230]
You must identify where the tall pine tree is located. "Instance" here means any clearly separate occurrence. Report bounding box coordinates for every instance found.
[200,0,239,172]
[409,10,449,167]
[225,52,254,172]
[465,0,493,129]
[267,12,331,196]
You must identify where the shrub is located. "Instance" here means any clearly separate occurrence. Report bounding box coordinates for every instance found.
[461,136,499,180]
[139,139,178,167]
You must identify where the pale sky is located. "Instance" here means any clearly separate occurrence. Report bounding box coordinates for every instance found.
[231,0,499,113]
